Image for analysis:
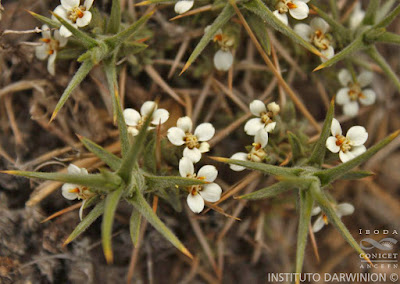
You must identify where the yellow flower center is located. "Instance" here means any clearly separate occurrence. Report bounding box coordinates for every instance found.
[68,6,86,23]
[68,186,94,200]
[260,111,275,126]
[276,0,297,13]
[335,134,352,153]
[312,30,330,50]
[186,174,205,195]
[41,38,60,55]
[184,133,199,149]
[347,83,365,101]
[248,143,267,163]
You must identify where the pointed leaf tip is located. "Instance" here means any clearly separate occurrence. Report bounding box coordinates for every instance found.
[208,156,228,162]
[313,64,325,72]
[389,129,400,139]
[104,250,114,264]
[181,247,194,259]
[134,0,151,6]
[179,62,191,76]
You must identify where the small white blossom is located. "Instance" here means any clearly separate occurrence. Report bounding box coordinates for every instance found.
[294,17,334,62]
[326,118,368,163]
[35,25,68,75]
[213,49,233,71]
[349,2,365,29]
[312,203,354,233]
[179,157,222,213]
[174,0,194,14]
[168,116,215,163]
[53,0,94,38]
[123,101,169,136]
[336,69,376,117]
[273,0,310,26]
[244,100,280,136]
[230,129,268,171]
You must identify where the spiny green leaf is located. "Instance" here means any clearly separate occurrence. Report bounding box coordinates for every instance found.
[1,170,121,191]
[211,157,304,177]
[50,60,94,122]
[314,130,400,185]
[375,31,400,45]
[57,48,86,60]
[373,4,400,29]
[376,0,397,23]
[245,11,271,55]
[51,12,98,48]
[307,99,334,166]
[105,10,154,49]
[310,182,371,264]
[102,186,124,263]
[243,0,322,57]
[78,135,121,171]
[362,0,380,25]
[314,36,364,71]
[126,191,192,259]
[107,0,121,34]
[181,4,235,73]
[341,170,375,180]
[28,11,61,28]
[130,209,142,246]
[237,180,295,200]
[287,132,305,163]
[144,175,207,189]
[156,187,182,212]
[135,0,171,5]
[295,189,314,283]
[367,46,400,92]
[64,200,105,245]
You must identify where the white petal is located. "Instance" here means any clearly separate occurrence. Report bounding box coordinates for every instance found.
[198,142,210,153]
[174,0,194,14]
[289,1,309,20]
[273,10,289,26]
[336,203,355,217]
[346,126,368,146]
[53,6,69,21]
[179,157,194,178]
[349,4,365,29]
[312,215,325,233]
[249,100,266,117]
[229,152,248,171]
[298,0,310,3]
[41,24,51,39]
[244,118,264,136]
[68,164,82,174]
[336,88,350,105]
[213,50,233,71]
[264,122,276,133]
[267,102,280,114]
[76,11,92,27]
[326,136,340,153]
[35,44,48,60]
[123,108,141,126]
[321,46,334,62]
[167,127,186,146]
[359,89,376,106]
[140,101,157,117]
[177,116,193,133]
[187,193,204,213]
[294,23,312,41]
[183,147,202,163]
[338,69,352,86]
[59,25,73,38]
[62,183,78,200]
[343,101,359,117]
[197,165,218,182]
[61,0,79,10]
[357,71,373,87]
[310,17,330,34]
[79,200,86,221]
[194,123,215,141]
[200,183,222,202]
[54,30,68,47]
[330,118,342,136]
[349,145,367,157]
[128,127,139,136]
[255,129,268,148]
[311,206,322,216]
[339,147,365,163]
[151,109,169,125]
[47,53,57,76]
[84,0,94,9]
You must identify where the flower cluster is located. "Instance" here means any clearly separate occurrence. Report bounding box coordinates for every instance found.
[273,0,310,26]
[230,100,280,171]
[336,69,376,117]
[35,25,68,75]
[295,18,335,62]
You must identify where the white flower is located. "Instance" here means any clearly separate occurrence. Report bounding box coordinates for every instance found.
[349,2,365,29]
[230,129,269,171]
[35,25,68,75]
[326,118,368,163]
[312,203,354,233]
[273,0,310,26]
[336,69,376,117]
[123,101,169,136]
[214,49,233,71]
[174,0,194,14]
[61,164,93,200]
[167,116,215,163]
[179,157,222,213]
[53,0,94,37]
[294,17,334,62]
[244,100,280,136]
